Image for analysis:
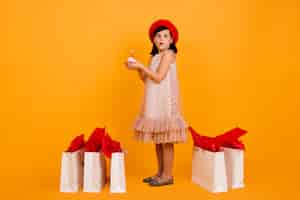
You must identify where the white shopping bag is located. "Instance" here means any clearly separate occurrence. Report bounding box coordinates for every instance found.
[223,147,244,189]
[59,148,84,192]
[83,152,106,192]
[110,152,126,193]
[192,146,228,193]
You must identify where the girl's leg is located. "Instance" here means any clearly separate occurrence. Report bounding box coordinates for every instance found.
[143,143,163,182]
[155,144,163,178]
[161,142,174,180]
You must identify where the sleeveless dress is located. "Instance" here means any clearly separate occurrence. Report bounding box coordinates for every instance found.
[132,53,189,144]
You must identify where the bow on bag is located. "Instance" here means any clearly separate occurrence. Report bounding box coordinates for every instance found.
[84,127,106,152]
[188,126,221,152]
[101,133,122,159]
[66,134,85,152]
[215,127,247,150]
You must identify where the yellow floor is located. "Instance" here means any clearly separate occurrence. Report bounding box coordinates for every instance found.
[1,158,299,200]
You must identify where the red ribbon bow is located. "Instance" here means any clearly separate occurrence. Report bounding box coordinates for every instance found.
[84,127,106,152]
[101,134,122,159]
[189,126,221,152]
[189,126,247,151]
[66,134,85,152]
[67,127,122,158]
[215,127,247,150]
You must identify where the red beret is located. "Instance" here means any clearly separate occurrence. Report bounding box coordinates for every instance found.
[148,19,179,44]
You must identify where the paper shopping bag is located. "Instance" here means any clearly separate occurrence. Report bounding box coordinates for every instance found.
[222,147,245,189]
[192,146,228,193]
[59,148,84,192]
[83,152,107,192]
[110,152,126,193]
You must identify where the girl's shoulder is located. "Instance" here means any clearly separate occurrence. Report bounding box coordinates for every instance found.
[161,49,176,57]
[162,50,176,64]
[150,50,177,65]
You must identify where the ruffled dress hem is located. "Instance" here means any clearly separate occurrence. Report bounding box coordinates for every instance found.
[133,115,189,144]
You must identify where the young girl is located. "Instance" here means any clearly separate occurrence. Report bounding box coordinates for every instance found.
[124,19,188,186]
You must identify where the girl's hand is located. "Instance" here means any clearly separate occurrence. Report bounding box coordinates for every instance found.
[124,60,142,71]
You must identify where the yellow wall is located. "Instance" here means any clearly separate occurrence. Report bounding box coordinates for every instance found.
[1,0,299,195]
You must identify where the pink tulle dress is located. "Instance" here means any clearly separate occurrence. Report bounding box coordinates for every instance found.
[133,53,189,144]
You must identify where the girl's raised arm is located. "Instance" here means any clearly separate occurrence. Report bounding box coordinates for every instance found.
[139,51,174,84]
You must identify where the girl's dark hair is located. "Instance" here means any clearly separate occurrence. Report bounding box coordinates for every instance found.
[150,26,178,56]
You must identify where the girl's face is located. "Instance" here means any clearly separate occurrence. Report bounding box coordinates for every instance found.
[153,29,173,52]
